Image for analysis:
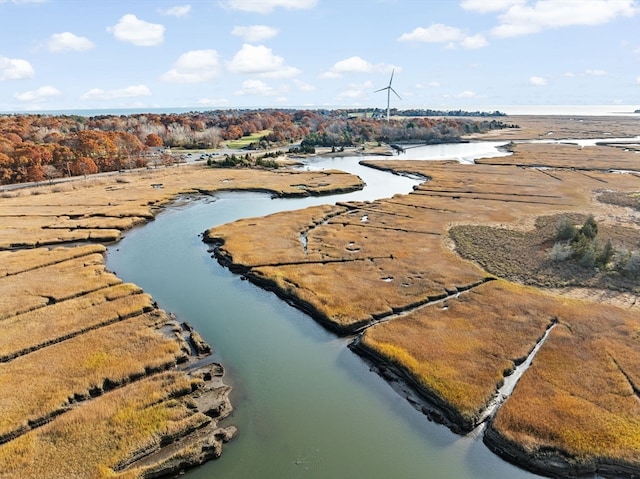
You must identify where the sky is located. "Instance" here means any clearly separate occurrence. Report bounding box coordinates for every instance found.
[0,0,639,113]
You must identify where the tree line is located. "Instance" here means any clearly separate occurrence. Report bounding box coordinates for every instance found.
[0,109,513,185]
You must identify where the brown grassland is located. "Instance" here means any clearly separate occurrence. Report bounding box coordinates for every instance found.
[0,164,364,478]
[204,115,640,477]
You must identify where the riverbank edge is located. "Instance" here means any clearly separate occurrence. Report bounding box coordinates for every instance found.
[348,336,479,433]
[201,236,372,335]
[483,425,640,479]
[202,217,640,479]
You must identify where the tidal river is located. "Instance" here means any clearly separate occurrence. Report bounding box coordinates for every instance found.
[106,142,543,479]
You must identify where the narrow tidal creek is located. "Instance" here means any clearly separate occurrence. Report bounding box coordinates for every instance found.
[107,144,544,479]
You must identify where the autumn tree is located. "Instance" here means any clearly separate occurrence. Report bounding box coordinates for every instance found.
[145,133,163,147]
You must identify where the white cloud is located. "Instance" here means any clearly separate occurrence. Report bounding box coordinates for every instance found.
[158,5,191,17]
[0,55,34,80]
[637,76,640,84]
[48,32,94,52]
[220,0,317,14]
[461,34,489,49]
[81,84,151,100]
[529,76,548,86]
[232,25,279,42]
[460,0,525,13]
[455,90,478,98]
[228,44,300,78]
[332,56,373,74]
[234,79,277,96]
[161,49,221,83]
[107,14,164,46]
[322,57,397,78]
[398,23,464,43]
[492,0,640,38]
[14,85,61,102]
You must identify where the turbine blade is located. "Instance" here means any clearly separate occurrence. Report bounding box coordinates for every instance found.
[374,87,388,93]
[389,69,394,86]
[390,87,401,100]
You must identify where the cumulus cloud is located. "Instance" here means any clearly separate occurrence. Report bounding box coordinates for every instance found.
[529,76,548,86]
[81,84,151,100]
[220,0,317,14]
[322,56,396,78]
[398,23,489,49]
[107,14,164,46]
[161,49,221,83]
[228,44,300,78]
[637,75,640,84]
[490,0,640,38]
[158,5,191,17]
[232,25,279,42]
[398,23,464,43]
[48,32,94,52]
[14,85,61,102]
[461,33,489,49]
[0,55,34,80]
[234,79,278,96]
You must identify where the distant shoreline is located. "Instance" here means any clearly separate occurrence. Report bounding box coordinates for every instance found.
[1,105,638,117]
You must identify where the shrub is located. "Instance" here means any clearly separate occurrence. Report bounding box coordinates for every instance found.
[556,217,577,241]
[580,214,598,239]
[623,252,640,278]
[549,243,571,262]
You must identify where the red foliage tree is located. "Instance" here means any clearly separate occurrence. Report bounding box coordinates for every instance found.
[145,133,163,147]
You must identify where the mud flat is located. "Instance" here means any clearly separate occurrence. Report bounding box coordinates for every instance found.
[0,164,364,478]
[204,118,639,478]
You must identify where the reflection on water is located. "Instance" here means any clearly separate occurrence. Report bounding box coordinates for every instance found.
[107,143,543,479]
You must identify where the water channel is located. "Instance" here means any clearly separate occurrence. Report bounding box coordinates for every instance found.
[106,141,545,479]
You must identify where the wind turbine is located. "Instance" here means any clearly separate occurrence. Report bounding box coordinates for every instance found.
[375,69,401,121]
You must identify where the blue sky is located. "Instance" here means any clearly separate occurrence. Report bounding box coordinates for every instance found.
[1,0,639,113]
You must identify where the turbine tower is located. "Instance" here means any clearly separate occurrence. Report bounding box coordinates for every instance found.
[375,69,401,121]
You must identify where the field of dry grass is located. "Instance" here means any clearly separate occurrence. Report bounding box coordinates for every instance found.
[487,297,640,474]
[0,165,363,250]
[0,163,362,478]
[358,280,555,429]
[477,142,640,171]
[466,114,640,141]
[204,118,639,476]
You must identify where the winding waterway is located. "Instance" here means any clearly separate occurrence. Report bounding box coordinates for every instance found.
[106,142,544,479]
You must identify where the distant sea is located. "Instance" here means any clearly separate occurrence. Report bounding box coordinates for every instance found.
[1,105,638,117]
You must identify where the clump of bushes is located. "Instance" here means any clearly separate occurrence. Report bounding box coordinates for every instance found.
[550,215,638,277]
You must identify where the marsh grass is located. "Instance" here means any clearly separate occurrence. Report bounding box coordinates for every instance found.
[0,311,181,440]
[476,143,640,172]
[361,280,555,424]
[0,165,363,250]
[0,283,152,360]
[0,253,121,320]
[0,246,101,277]
[0,372,205,479]
[491,300,640,466]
